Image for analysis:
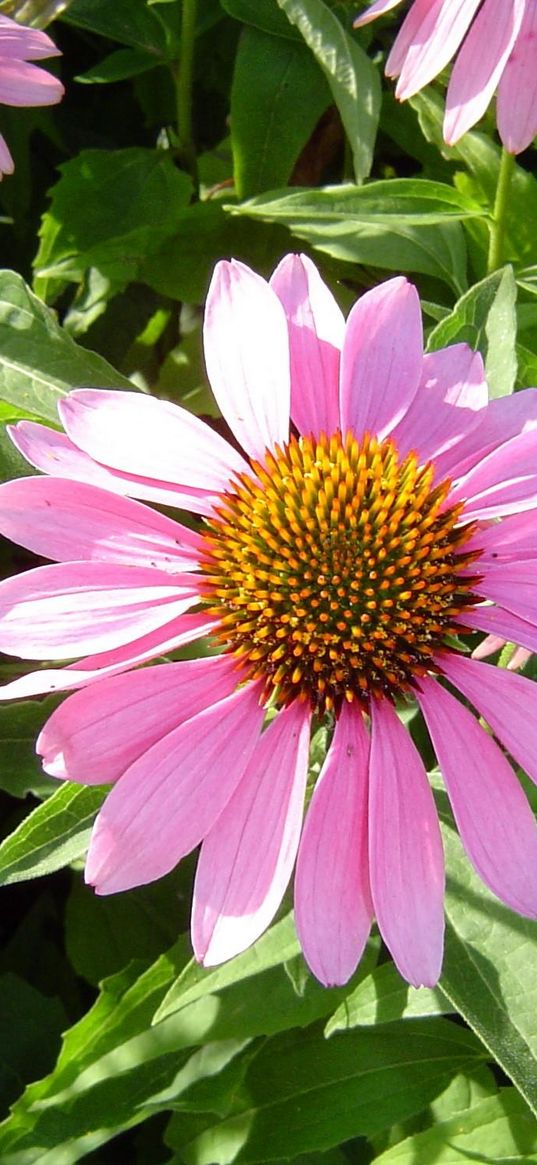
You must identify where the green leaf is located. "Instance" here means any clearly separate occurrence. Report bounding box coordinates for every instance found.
[0,973,66,1118]
[34,149,193,294]
[325,962,451,1035]
[427,266,518,396]
[229,179,475,291]
[439,814,537,1117]
[373,1088,537,1163]
[275,0,381,183]
[179,1019,482,1163]
[76,47,160,84]
[0,782,106,885]
[0,697,61,799]
[231,26,330,199]
[221,0,301,40]
[63,0,169,53]
[0,270,131,423]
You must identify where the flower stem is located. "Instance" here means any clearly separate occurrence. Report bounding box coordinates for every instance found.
[487,148,515,273]
[498,641,516,669]
[176,0,198,188]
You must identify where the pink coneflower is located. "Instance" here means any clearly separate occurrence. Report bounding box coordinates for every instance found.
[0,14,64,177]
[1,255,537,988]
[355,0,537,153]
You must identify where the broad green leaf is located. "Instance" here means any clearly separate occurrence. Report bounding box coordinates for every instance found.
[374,1088,537,1163]
[231,26,330,199]
[439,811,537,1117]
[62,0,169,53]
[0,270,131,422]
[427,266,517,396]
[229,179,475,291]
[179,1019,482,1163]
[0,697,60,799]
[275,0,381,183]
[0,973,66,1116]
[326,961,451,1035]
[0,782,105,885]
[0,938,365,1159]
[221,0,300,40]
[34,149,193,293]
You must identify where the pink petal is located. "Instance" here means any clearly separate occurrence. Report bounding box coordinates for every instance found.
[418,675,537,918]
[470,633,506,660]
[0,476,202,570]
[0,58,64,107]
[450,427,537,519]
[294,704,373,987]
[86,682,265,894]
[466,510,537,562]
[434,388,537,481]
[9,421,219,517]
[59,390,247,495]
[497,1,537,153]
[391,343,487,464]
[0,15,62,60]
[391,0,480,94]
[203,259,290,460]
[474,562,537,627]
[270,253,344,437]
[38,654,240,784]
[457,603,537,655]
[192,700,311,966]
[439,651,537,787]
[353,0,403,28]
[0,562,199,659]
[444,0,525,144]
[340,278,423,442]
[0,133,14,176]
[0,611,214,700]
[369,698,445,988]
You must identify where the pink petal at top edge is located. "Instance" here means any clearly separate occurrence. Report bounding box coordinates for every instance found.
[418,675,537,918]
[0,133,14,176]
[59,389,246,494]
[38,653,241,784]
[0,15,62,59]
[444,0,526,144]
[449,427,537,520]
[433,388,537,481]
[0,560,200,659]
[391,0,481,94]
[369,698,445,988]
[353,0,403,28]
[391,343,487,465]
[270,253,344,438]
[0,611,215,700]
[203,259,290,461]
[0,58,64,107]
[294,704,373,988]
[85,682,265,894]
[9,421,220,516]
[457,604,537,656]
[497,0,537,153]
[439,651,537,787]
[339,277,423,442]
[0,476,203,570]
[192,699,311,967]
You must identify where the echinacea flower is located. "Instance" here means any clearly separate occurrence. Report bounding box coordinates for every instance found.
[1,255,537,989]
[0,13,64,177]
[355,0,537,153]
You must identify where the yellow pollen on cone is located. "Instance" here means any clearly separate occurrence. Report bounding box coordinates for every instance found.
[199,430,482,711]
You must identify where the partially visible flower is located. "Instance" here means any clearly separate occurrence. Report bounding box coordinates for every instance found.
[0,13,64,177]
[354,0,537,153]
[472,635,532,669]
[1,256,537,989]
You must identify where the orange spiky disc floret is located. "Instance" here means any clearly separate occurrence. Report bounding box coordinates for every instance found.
[199,430,482,712]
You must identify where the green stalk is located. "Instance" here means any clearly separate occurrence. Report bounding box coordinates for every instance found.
[175,0,198,187]
[487,148,515,273]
